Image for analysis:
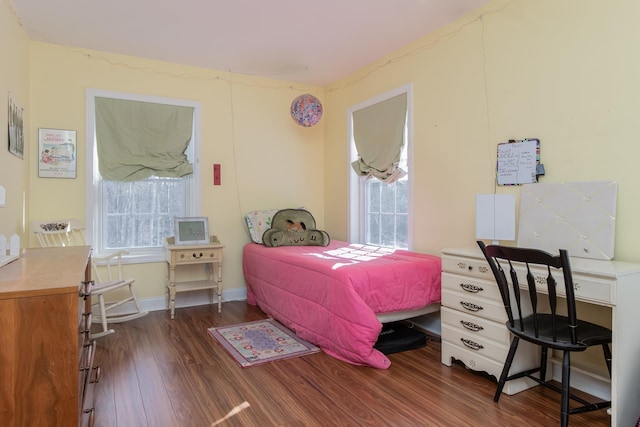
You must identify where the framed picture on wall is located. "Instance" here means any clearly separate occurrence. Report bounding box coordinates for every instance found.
[174,217,209,245]
[38,128,77,178]
[8,95,24,159]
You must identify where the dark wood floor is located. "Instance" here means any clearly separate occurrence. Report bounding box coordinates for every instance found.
[92,301,610,427]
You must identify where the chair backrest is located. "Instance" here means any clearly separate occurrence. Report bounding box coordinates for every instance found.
[32,219,129,283]
[477,241,578,345]
[32,219,86,247]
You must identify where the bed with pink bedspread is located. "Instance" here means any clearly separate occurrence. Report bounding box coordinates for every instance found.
[242,240,442,369]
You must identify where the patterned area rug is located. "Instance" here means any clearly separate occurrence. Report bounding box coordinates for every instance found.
[208,319,320,368]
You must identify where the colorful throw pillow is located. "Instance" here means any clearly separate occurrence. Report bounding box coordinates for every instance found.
[245,209,279,244]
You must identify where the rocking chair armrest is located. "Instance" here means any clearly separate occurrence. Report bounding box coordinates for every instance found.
[92,250,130,264]
[92,278,134,293]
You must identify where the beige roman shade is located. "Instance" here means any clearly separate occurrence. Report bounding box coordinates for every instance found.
[351,92,407,183]
[95,97,194,181]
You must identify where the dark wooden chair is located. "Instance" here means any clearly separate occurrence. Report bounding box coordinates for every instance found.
[477,241,612,427]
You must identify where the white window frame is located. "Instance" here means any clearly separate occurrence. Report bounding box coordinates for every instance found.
[347,84,414,249]
[85,89,202,263]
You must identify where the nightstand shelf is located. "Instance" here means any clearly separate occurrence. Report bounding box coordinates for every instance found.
[165,236,224,319]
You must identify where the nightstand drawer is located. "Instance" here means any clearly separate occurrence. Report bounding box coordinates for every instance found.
[172,248,222,265]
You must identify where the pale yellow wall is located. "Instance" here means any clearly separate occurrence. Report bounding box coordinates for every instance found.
[9,0,640,306]
[27,43,324,299]
[325,0,640,262]
[0,2,30,241]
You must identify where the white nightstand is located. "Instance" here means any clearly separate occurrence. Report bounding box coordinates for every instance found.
[165,236,224,319]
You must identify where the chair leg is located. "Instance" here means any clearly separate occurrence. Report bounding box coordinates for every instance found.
[495,336,520,402]
[99,294,108,333]
[129,283,143,313]
[560,350,571,427]
[539,346,549,382]
[602,343,612,377]
[91,293,115,339]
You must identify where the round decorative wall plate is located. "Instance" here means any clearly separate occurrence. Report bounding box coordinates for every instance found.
[290,94,323,127]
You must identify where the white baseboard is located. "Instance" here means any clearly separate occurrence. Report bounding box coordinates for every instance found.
[550,357,611,401]
[102,287,248,315]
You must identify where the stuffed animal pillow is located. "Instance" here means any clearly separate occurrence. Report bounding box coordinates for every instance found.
[262,209,330,247]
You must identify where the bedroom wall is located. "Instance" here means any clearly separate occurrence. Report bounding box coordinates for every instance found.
[0,2,30,241]
[324,0,640,263]
[27,42,325,302]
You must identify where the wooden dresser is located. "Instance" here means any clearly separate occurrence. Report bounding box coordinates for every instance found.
[0,246,98,427]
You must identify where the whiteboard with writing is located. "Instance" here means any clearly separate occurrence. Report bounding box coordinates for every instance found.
[497,139,539,186]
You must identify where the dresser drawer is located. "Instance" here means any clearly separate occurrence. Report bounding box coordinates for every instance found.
[441,306,509,344]
[172,248,222,265]
[442,272,501,302]
[441,323,508,362]
[442,253,493,280]
[441,339,541,395]
[442,288,507,324]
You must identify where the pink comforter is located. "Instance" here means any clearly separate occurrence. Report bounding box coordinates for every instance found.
[242,240,441,368]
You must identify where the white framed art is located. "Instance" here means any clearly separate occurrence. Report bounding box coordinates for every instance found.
[38,128,77,178]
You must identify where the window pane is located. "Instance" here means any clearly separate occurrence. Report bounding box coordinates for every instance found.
[396,180,408,213]
[380,214,396,247]
[103,178,186,250]
[366,180,380,212]
[396,214,408,248]
[380,184,395,213]
[366,213,380,244]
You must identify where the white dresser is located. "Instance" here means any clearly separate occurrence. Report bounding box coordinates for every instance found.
[440,246,640,427]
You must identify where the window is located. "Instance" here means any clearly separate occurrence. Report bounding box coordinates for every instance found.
[86,89,201,262]
[348,85,412,249]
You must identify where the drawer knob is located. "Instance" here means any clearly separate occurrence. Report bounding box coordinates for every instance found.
[461,338,484,351]
[460,320,484,332]
[192,252,204,259]
[460,283,483,293]
[460,301,483,312]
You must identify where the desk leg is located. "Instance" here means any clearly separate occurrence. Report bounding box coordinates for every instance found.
[169,285,177,319]
[217,262,223,313]
[168,264,177,319]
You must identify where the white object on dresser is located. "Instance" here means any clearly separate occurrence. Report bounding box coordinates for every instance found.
[440,246,640,427]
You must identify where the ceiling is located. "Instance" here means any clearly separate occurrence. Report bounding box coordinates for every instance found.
[12,0,490,86]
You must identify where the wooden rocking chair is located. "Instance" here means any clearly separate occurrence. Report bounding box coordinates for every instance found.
[32,219,148,338]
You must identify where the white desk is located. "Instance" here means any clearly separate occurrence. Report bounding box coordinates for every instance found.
[441,247,640,427]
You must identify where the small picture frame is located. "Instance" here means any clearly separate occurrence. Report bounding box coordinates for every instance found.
[174,217,209,245]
